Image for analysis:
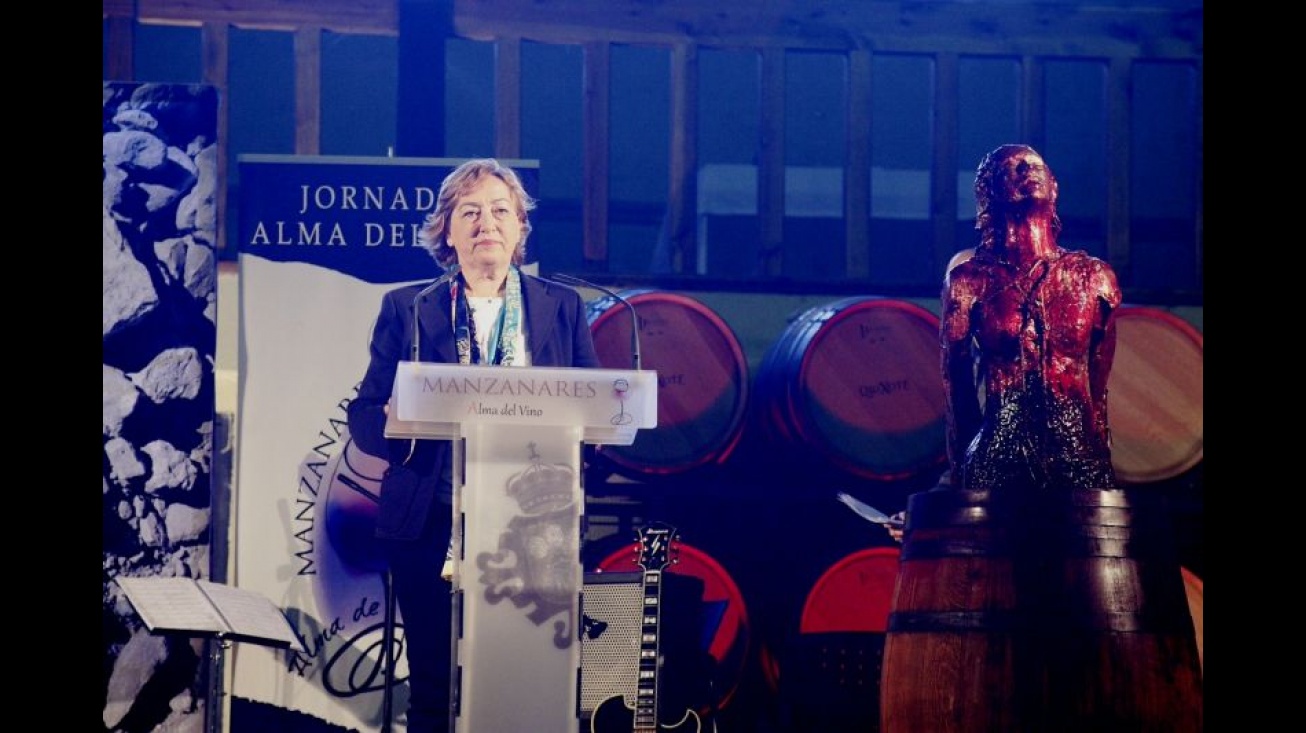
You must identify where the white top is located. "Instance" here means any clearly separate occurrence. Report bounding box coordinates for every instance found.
[468,296,531,366]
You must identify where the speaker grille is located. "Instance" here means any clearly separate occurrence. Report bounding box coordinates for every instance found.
[579,572,642,715]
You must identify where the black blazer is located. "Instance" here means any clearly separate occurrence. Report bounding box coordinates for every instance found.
[346,272,601,541]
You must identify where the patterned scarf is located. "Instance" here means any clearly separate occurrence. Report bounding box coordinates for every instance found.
[453,265,524,366]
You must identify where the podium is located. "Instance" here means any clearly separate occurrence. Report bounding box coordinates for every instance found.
[386,361,657,733]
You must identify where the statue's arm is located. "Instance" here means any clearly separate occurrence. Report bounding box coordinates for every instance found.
[941,273,983,484]
[1088,262,1123,443]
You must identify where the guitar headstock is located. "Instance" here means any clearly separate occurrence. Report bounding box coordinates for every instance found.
[635,521,679,573]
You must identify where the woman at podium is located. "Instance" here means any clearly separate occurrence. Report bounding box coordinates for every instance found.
[347,158,600,733]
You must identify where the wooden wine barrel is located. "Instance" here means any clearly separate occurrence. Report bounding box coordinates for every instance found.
[881,488,1203,732]
[783,547,901,732]
[753,297,947,482]
[586,289,750,480]
[799,547,900,634]
[1181,566,1204,674]
[1107,306,1204,484]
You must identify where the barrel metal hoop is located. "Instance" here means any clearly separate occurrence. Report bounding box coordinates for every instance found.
[887,609,1180,633]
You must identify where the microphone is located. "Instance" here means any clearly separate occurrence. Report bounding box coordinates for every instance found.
[550,273,641,371]
[410,265,460,362]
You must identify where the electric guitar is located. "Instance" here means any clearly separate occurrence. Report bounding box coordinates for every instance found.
[590,522,702,733]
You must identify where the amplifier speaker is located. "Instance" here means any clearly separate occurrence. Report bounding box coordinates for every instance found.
[579,571,643,718]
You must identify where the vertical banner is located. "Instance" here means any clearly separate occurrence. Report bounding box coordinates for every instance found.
[102,82,220,732]
[232,156,538,731]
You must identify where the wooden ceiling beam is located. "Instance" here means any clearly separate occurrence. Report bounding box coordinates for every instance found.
[103,1,1200,59]
[102,0,398,35]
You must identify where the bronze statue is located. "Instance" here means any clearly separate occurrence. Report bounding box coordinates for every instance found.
[879,147,1202,733]
[941,144,1122,492]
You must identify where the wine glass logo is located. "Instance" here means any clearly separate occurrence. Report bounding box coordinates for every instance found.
[610,378,633,426]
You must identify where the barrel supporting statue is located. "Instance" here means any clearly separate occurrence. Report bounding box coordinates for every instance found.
[881,487,1202,732]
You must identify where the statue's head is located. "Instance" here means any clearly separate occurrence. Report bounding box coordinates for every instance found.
[974,144,1061,251]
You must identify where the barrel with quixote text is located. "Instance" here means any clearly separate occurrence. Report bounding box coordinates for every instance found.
[750,296,948,484]
[586,289,750,481]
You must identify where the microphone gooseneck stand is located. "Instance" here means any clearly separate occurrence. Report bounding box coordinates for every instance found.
[549,273,642,371]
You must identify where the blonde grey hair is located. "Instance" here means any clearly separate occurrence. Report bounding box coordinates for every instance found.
[417,158,536,268]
